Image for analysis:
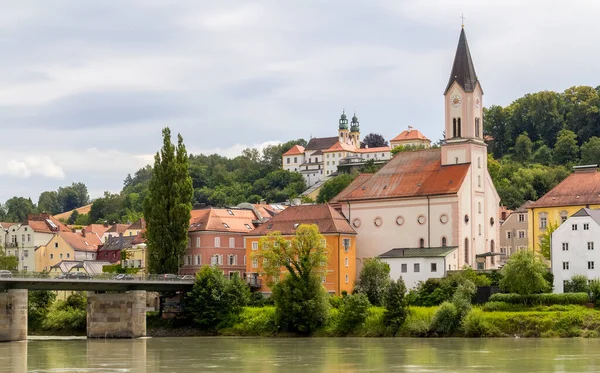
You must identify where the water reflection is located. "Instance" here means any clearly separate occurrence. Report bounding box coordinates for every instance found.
[2,337,600,372]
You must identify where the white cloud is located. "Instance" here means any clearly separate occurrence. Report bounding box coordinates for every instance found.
[0,155,65,179]
[191,140,282,159]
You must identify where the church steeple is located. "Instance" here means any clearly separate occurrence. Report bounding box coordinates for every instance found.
[444,28,480,95]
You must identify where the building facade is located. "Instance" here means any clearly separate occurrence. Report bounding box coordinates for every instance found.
[36,231,100,272]
[380,247,457,289]
[390,126,431,149]
[551,208,600,293]
[499,201,531,263]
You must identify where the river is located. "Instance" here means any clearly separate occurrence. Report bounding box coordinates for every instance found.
[2,337,600,372]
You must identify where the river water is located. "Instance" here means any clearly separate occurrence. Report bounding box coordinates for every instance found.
[2,337,600,372]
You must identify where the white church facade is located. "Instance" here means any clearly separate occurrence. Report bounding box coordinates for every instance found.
[332,27,501,288]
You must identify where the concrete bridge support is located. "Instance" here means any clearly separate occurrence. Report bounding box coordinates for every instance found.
[0,289,28,342]
[87,290,146,338]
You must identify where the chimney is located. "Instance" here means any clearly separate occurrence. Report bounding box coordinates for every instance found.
[103,221,109,228]
[259,199,266,205]
[82,228,86,237]
[408,125,413,132]
[71,228,76,233]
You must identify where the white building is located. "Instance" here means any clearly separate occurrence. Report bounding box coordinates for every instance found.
[551,208,600,293]
[380,247,457,289]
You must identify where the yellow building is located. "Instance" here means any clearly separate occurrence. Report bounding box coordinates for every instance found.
[36,231,101,272]
[122,231,147,273]
[528,165,600,251]
[245,204,357,295]
[124,218,146,237]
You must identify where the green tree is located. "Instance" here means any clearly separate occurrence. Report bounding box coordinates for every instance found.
[564,274,589,293]
[3,197,36,222]
[553,129,579,165]
[563,85,600,144]
[580,136,600,165]
[144,128,193,274]
[225,272,251,313]
[28,289,57,330]
[538,221,559,260]
[532,144,553,165]
[384,277,408,336]
[37,191,61,214]
[483,105,511,158]
[0,249,18,270]
[337,293,370,334]
[67,210,79,225]
[255,224,330,334]
[513,132,533,163]
[89,192,125,224]
[360,133,388,149]
[358,159,382,173]
[500,250,550,295]
[354,258,391,306]
[57,182,90,212]
[316,174,356,203]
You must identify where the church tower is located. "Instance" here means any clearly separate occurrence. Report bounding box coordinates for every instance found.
[441,27,486,168]
[338,110,349,144]
[350,113,360,148]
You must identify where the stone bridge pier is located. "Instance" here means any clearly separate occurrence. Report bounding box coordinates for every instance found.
[0,289,28,342]
[87,290,146,338]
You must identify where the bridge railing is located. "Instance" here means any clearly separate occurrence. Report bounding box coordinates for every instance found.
[1,271,195,283]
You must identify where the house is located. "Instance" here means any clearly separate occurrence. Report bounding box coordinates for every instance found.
[380,247,457,289]
[333,27,500,279]
[124,218,146,237]
[551,208,600,293]
[390,126,431,149]
[101,224,129,243]
[122,230,147,272]
[527,165,600,254]
[97,234,136,263]
[244,204,357,295]
[36,230,101,272]
[281,112,391,187]
[499,201,532,263]
[0,222,17,251]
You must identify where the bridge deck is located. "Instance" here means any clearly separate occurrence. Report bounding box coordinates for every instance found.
[0,278,194,292]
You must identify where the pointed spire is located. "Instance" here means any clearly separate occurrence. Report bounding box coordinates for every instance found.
[444,28,479,95]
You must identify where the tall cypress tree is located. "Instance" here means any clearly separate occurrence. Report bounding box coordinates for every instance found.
[144,128,193,274]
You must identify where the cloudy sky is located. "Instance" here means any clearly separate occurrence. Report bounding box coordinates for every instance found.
[1,0,599,202]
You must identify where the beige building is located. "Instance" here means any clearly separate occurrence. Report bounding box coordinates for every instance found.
[499,201,531,264]
[390,126,431,149]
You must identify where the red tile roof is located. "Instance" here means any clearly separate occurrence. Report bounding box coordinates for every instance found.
[105,224,129,234]
[283,145,305,156]
[324,142,356,152]
[391,128,430,142]
[528,168,600,208]
[132,229,147,245]
[84,224,110,236]
[0,222,17,229]
[337,149,469,201]
[247,204,356,236]
[58,231,100,252]
[27,214,71,233]
[189,208,259,233]
[127,218,146,230]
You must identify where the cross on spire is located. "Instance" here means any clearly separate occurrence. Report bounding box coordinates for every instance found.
[460,13,466,28]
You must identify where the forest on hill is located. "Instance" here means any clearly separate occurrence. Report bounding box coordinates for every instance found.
[1,85,599,224]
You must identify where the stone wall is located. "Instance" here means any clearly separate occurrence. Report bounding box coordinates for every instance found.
[87,290,146,338]
[0,289,28,342]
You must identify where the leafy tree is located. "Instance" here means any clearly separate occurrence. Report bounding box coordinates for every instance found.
[0,249,18,270]
[255,224,330,334]
[337,293,370,334]
[89,192,124,224]
[499,250,550,295]
[564,274,589,293]
[563,85,600,144]
[553,129,579,165]
[538,221,559,260]
[384,277,408,336]
[358,159,383,174]
[28,289,57,330]
[225,272,251,313]
[67,210,79,225]
[360,133,388,149]
[532,144,553,165]
[513,132,533,163]
[580,136,600,165]
[144,127,193,274]
[355,258,391,306]
[316,174,356,203]
[483,105,512,158]
[37,191,61,214]
[57,182,90,212]
[3,197,36,223]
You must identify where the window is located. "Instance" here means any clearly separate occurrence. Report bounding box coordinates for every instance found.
[214,237,220,247]
[286,158,290,164]
[563,262,569,270]
[457,118,462,137]
[414,263,420,273]
[223,223,230,229]
[584,223,590,230]
[477,157,481,169]
[196,237,200,247]
[27,234,31,242]
[518,214,525,222]
[475,118,480,137]
[572,224,578,231]
[518,231,526,239]
[229,237,235,248]
[478,224,482,236]
[227,209,234,215]
[60,253,63,259]
[343,238,351,252]
[294,157,297,163]
[23,266,27,272]
[54,242,59,248]
[321,275,326,284]
[23,250,29,257]
[478,202,481,213]
[478,175,481,187]
[345,274,349,284]
[453,118,457,137]
[442,237,447,247]
[343,257,348,267]
[245,224,252,229]
[21,234,25,242]
[590,262,596,270]
[506,231,512,239]
[228,255,236,266]
[243,255,246,265]
[320,239,326,247]
[195,255,201,265]
[66,253,69,259]
[401,264,407,273]
[419,238,425,248]
[50,254,54,259]
[431,263,437,272]
[186,255,192,266]
[252,242,258,250]
[589,242,595,251]
[562,242,569,251]
[464,238,469,264]
[540,213,548,229]
[252,259,258,268]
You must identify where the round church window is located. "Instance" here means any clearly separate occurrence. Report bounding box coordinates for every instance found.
[352,219,361,228]
[417,215,426,225]
[464,214,470,224]
[440,214,449,224]
[396,216,405,226]
[374,217,383,227]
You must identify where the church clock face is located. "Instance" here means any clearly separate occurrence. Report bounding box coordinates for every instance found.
[475,97,481,108]
[451,95,462,107]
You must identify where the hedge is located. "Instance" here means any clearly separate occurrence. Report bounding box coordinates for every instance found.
[488,293,589,305]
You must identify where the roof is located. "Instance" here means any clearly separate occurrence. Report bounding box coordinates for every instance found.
[391,128,430,142]
[312,150,324,156]
[84,224,110,236]
[53,204,93,221]
[189,208,259,233]
[26,214,71,233]
[336,149,470,202]
[132,229,147,245]
[247,204,356,236]
[528,168,600,209]
[98,235,136,252]
[514,201,533,213]
[324,141,356,152]
[70,260,113,275]
[355,146,391,153]
[127,218,146,230]
[571,208,600,225]
[58,231,101,252]
[50,260,80,273]
[445,28,479,95]
[379,247,457,258]
[0,222,17,229]
[305,137,340,151]
[329,174,373,204]
[283,145,305,156]
[105,224,129,234]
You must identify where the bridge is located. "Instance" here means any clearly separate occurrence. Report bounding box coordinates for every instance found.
[0,275,195,342]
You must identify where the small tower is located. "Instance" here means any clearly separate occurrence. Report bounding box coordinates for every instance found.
[338,110,349,144]
[350,112,360,148]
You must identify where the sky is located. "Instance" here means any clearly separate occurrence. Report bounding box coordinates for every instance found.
[1,0,599,202]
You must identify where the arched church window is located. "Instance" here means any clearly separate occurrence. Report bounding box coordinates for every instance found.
[478,175,481,187]
[490,240,495,265]
[475,118,480,138]
[464,238,469,264]
[453,118,457,138]
[419,238,425,248]
[457,118,462,137]
[442,237,447,247]
[478,202,482,213]
[478,157,481,169]
[455,157,459,164]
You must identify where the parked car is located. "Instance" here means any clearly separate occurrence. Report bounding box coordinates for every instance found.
[59,272,91,280]
[113,274,135,281]
[158,274,178,280]
[0,270,13,278]
[179,275,195,281]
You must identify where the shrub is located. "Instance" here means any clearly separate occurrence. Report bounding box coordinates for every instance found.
[590,280,600,306]
[228,306,277,336]
[28,290,57,331]
[337,294,371,334]
[402,307,436,336]
[489,292,589,305]
[384,277,409,335]
[64,292,86,311]
[463,309,493,337]
[354,258,390,306]
[565,275,590,294]
[408,268,489,307]
[430,302,459,335]
[328,295,344,309]
[41,300,86,331]
[500,250,550,295]
[452,280,476,320]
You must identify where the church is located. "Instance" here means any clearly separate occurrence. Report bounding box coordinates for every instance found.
[331,27,501,288]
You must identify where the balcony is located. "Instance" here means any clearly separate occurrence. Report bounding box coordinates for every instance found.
[246,276,262,288]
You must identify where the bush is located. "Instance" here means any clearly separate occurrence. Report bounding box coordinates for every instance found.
[463,309,494,337]
[354,258,390,306]
[41,300,86,331]
[337,294,371,334]
[328,295,344,309]
[590,280,600,306]
[430,302,459,335]
[500,250,550,295]
[28,290,57,331]
[228,307,277,336]
[64,292,86,311]
[402,307,435,336]
[408,268,489,307]
[384,277,409,335]
[565,275,590,293]
[489,292,589,305]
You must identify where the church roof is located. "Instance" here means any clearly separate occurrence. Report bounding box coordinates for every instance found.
[305,137,339,151]
[335,149,470,202]
[283,145,305,156]
[329,174,373,204]
[324,141,356,152]
[391,128,430,142]
[528,166,600,209]
[445,28,480,95]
